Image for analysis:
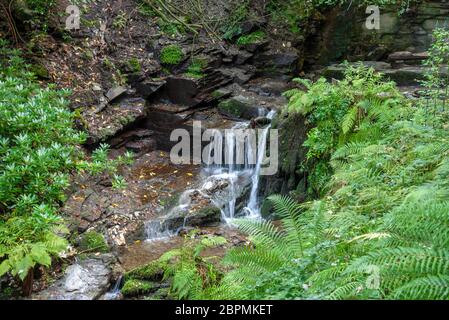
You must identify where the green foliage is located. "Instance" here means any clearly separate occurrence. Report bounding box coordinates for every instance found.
[212,31,448,299]
[112,11,128,30]
[284,64,404,195]
[221,1,250,40]
[122,231,227,300]
[185,58,206,79]
[236,31,266,46]
[160,231,227,300]
[126,260,167,282]
[0,41,131,286]
[121,279,154,297]
[79,231,109,253]
[18,0,58,31]
[112,174,128,190]
[125,58,142,73]
[160,45,184,65]
[420,28,449,122]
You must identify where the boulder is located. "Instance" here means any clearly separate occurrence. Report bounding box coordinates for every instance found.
[218,95,263,120]
[253,116,271,127]
[254,49,300,76]
[158,204,222,232]
[33,254,116,300]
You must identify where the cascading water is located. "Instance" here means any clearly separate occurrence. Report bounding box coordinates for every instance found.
[144,109,276,240]
[243,110,276,218]
[203,109,276,222]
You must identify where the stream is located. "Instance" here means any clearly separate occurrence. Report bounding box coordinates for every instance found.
[143,109,276,241]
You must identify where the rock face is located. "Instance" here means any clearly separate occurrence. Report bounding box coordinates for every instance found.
[306,1,449,66]
[259,112,310,205]
[85,97,147,145]
[254,49,300,77]
[323,61,448,86]
[33,254,116,300]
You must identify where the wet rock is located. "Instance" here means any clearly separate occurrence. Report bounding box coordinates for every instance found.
[162,204,221,232]
[253,116,271,127]
[218,95,263,120]
[388,51,428,62]
[105,86,127,103]
[259,112,310,201]
[235,51,253,65]
[240,40,270,54]
[217,67,254,85]
[211,88,233,101]
[259,79,293,96]
[33,254,116,300]
[185,206,222,228]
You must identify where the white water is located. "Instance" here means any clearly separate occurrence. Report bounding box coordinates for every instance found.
[243,110,276,218]
[145,110,276,240]
[204,109,276,223]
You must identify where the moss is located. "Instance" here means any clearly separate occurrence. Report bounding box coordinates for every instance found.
[144,287,171,300]
[217,96,254,119]
[126,58,141,73]
[79,231,109,253]
[236,30,266,45]
[121,279,154,297]
[185,58,206,78]
[160,45,184,65]
[126,260,167,281]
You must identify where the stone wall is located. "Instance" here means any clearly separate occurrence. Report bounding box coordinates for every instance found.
[305,1,449,66]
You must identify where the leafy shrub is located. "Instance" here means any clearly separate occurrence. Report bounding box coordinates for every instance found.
[214,50,448,300]
[160,45,184,65]
[284,64,404,195]
[0,41,131,288]
[0,63,82,280]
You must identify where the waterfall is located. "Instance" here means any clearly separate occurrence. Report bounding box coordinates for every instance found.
[203,110,276,222]
[244,110,276,218]
[144,110,276,240]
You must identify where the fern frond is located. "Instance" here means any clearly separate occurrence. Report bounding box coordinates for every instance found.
[389,275,449,300]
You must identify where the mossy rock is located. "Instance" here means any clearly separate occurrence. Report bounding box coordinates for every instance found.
[121,279,155,297]
[125,260,167,281]
[185,206,221,227]
[218,95,261,120]
[160,45,184,65]
[144,287,172,300]
[79,231,109,253]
